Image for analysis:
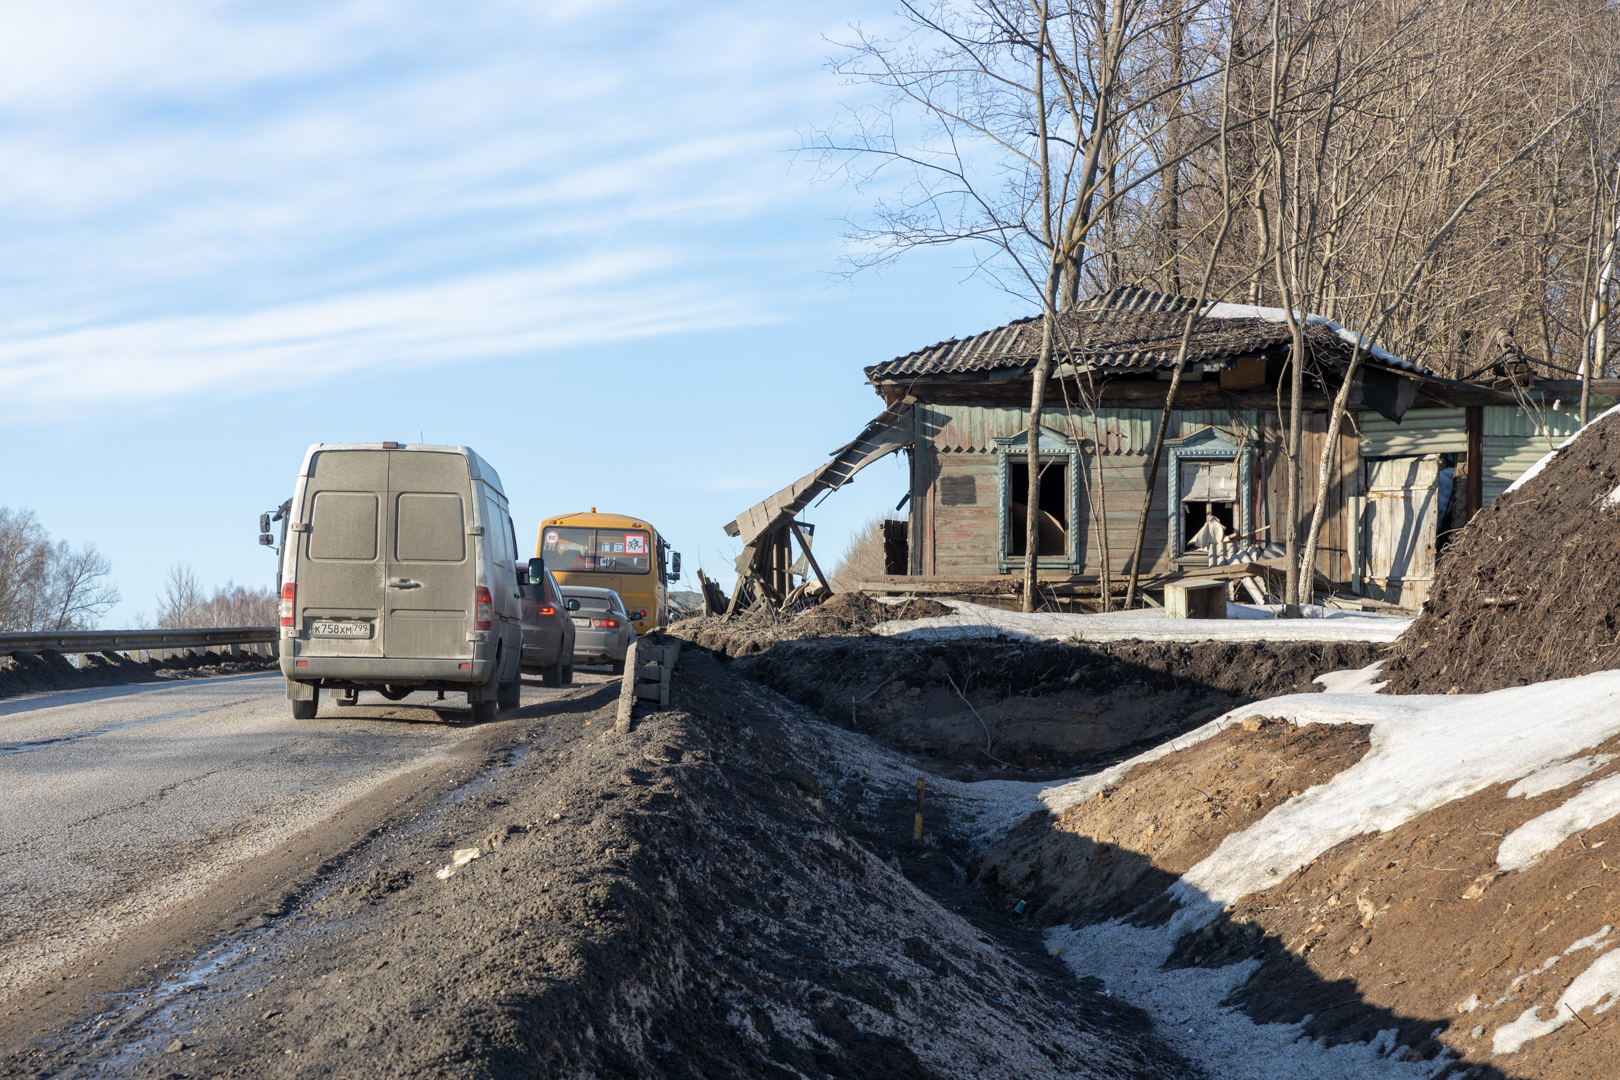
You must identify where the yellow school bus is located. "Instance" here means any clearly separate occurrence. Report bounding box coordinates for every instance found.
[535,511,675,636]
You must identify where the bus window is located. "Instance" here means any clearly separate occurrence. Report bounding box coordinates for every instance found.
[540,527,651,574]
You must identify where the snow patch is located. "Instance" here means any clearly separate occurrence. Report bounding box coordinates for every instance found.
[1493,927,1620,1055]
[1313,662,1388,695]
[875,600,1410,645]
[1047,920,1457,1079]
[1505,755,1615,799]
[1496,772,1620,872]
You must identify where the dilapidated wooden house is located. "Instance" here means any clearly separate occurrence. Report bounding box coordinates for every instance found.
[725,288,1613,610]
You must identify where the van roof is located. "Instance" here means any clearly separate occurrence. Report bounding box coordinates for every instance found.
[297,443,505,494]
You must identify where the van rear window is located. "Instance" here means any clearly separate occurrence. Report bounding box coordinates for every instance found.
[540,528,650,574]
[308,492,378,561]
[396,494,466,562]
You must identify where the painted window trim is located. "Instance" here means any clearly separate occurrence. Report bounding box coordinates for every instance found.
[993,428,1081,573]
[1165,428,1254,560]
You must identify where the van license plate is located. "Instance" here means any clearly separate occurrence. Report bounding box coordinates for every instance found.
[312,621,370,638]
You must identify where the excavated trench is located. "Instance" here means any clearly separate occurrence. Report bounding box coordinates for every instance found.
[732,636,1383,778]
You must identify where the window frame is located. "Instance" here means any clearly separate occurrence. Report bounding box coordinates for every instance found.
[1165,428,1254,560]
[993,428,1081,573]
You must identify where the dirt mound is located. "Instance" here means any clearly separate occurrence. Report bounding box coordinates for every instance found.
[743,637,1383,775]
[670,591,954,658]
[1382,409,1620,694]
[974,709,1620,1076]
[0,648,277,699]
[18,654,1195,1079]
[971,720,1373,925]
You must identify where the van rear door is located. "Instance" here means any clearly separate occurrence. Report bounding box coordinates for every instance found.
[297,449,387,657]
[385,451,474,660]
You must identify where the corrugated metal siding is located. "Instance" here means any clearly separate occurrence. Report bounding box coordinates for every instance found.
[1357,408,1466,457]
[1482,404,1586,439]
[1482,437,1556,506]
[926,404,1252,455]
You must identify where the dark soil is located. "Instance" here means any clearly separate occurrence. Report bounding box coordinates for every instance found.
[1382,408,1620,694]
[10,650,1195,1080]
[970,719,1374,925]
[0,648,279,700]
[671,592,953,658]
[738,636,1384,776]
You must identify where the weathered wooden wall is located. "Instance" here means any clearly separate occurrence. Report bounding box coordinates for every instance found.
[914,403,1361,584]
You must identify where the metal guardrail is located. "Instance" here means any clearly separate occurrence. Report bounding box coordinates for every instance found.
[0,627,277,656]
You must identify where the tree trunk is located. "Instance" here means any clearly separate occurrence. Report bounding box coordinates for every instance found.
[1023,312,1057,613]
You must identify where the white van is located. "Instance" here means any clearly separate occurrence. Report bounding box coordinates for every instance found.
[277,442,524,721]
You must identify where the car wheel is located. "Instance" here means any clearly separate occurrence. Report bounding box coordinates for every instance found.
[469,698,497,723]
[291,695,318,720]
[610,657,626,676]
[540,656,563,688]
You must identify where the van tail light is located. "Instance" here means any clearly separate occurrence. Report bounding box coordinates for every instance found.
[475,586,492,631]
[280,584,295,627]
[538,605,555,616]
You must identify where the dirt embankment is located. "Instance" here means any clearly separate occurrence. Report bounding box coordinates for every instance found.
[972,719,1373,925]
[974,710,1620,1077]
[738,636,1382,776]
[672,592,952,658]
[9,653,1195,1080]
[0,648,278,700]
[1383,409,1620,694]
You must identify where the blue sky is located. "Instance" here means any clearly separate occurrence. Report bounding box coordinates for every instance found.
[0,0,1025,624]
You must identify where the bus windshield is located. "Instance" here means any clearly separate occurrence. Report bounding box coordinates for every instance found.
[540,526,651,574]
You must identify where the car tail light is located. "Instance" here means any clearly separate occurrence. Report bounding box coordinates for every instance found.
[591,618,618,628]
[538,605,555,616]
[280,584,295,627]
[475,586,492,630]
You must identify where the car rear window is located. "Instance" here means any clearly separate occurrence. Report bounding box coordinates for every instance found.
[540,527,651,574]
[308,491,378,561]
[396,493,466,562]
[568,595,612,612]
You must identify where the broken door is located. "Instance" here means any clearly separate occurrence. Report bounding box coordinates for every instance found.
[1363,456,1440,609]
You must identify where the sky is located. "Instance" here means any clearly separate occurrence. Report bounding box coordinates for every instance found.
[0,0,1027,625]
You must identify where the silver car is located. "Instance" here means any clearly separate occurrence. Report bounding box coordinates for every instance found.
[561,586,638,674]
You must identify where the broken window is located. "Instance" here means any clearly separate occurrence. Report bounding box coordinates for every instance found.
[1005,457,1069,558]
[1179,459,1237,552]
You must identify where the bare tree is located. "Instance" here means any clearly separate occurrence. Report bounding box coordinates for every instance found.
[830,517,889,593]
[0,507,121,631]
[156,564,206,629]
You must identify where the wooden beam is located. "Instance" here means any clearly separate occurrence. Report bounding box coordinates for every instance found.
[787,520,831,595]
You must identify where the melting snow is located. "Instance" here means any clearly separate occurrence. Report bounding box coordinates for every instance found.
[1497,773,1620,872]
[875,600,1410,645]
[1493,927,1619,1055]
[1505,754,1615,799]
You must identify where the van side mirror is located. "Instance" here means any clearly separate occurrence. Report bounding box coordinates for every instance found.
[565,598,580,612]
[528,557,545,583]
[670,552,681,581]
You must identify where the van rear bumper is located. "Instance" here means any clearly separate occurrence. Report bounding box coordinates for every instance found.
[279,656,493,686]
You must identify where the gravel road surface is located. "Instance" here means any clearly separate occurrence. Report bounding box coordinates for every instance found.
[0,671,612,1027]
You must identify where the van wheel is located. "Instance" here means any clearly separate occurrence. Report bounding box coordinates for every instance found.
[562,661,574,686]
[336,690,360,707]
[291,695,318,720]
[497,676,521,710]
[469,699,497,723]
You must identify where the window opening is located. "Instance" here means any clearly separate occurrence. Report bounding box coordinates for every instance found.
[1006,458,1069,557]
[1179,460,1237,553]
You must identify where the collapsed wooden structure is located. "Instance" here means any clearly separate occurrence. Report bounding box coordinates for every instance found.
[726,288,1616,612]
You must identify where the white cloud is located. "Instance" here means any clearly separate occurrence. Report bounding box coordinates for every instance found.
[0,0,863,409]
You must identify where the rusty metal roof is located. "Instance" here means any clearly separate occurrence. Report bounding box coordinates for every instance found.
[865,287,1422,382]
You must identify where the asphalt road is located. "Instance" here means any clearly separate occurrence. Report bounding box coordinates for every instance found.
[0,670,612,1012]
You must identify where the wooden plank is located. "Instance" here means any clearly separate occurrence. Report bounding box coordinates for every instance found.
[787,520,830,594]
